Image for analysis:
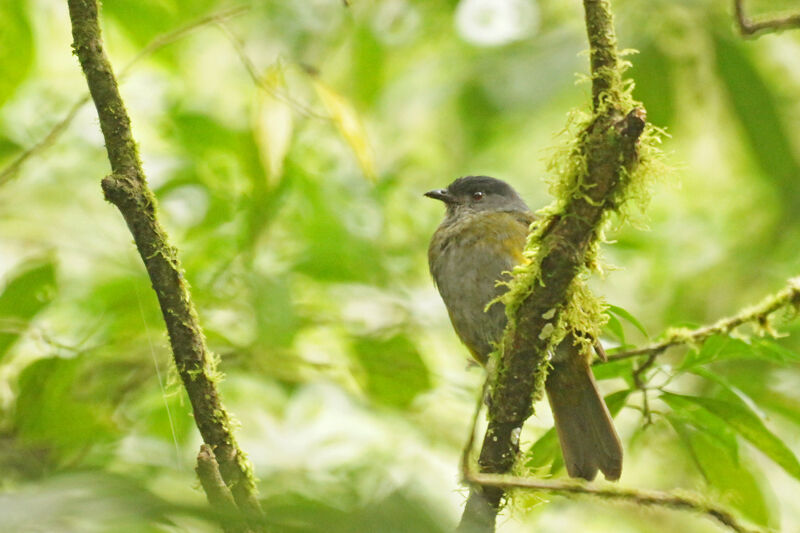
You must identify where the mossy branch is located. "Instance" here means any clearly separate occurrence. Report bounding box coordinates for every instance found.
[459,383,762,533]
[584,0,623,110]
[457,1,648,531]
[66,0,263,527]
[604,276,800,363]
[466,473,764,533]
[196,445,251,533]
[734,0,800,37]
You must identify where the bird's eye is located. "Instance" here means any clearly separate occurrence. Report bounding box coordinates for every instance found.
[472,191,484,201]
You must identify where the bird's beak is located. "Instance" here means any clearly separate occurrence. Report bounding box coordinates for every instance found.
[424,188,453,203]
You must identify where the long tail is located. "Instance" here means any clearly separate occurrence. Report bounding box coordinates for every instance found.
[545,351,623,481]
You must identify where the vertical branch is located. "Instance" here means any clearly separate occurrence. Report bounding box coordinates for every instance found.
[457,0,646,531]
[66,0,263,526]
[584,0,622,110]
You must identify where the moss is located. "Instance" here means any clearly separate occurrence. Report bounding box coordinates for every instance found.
[203,350,224,383]
[494,63,666,370]
[236,447,259,491]
[544,109,594,207]
[497,214,551,327]
[561,277,608,355]
[615,124,670,222]
[464,2,671,524]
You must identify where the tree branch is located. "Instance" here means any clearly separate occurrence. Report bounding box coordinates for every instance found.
[604,276,800,363]
[734,0,800,37]
[0,95,89,186]
[0,5,248,186]
[66,0,263,527]
[457,1,647,530]
[196,445,250,533]
[466,473,764,533]
[460,379,762,533]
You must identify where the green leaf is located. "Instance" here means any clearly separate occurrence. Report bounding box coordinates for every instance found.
[127,382,195,446]
[661,392,739,461]
[713,33,800,215]
[680,334,800,370]
[0,472,178,531]
[691,367,766,418]
[352,334,432,409]
[759,390,800,428]
[666,414,775,527]
[251,276,301,349]
[603,312,625,344]
[607,304,648,339]
[629,40,675,127]
[289,170,384,283]
[524,427,562,474]
[350,23,386,108]
[0,260,57,360]
[261,488,449,533]
[661,391,800,481]
[750,337,800,364]
[102,0,219,47]
[604,389,632,416]
[592,358,634,385]
[457,80,502,153]
[0,1,33,106]
[14,356,116,456]
[679,334,752,369]
[311,77,377,181]
[0,134,22,161]
[255,66,294,186]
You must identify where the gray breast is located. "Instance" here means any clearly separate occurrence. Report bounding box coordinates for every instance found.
[429,217,516,361]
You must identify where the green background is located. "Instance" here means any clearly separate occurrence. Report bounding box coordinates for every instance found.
[2,0,800,531]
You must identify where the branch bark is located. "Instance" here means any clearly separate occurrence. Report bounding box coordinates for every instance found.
[459,381,761,533]
[66,0,263,527]
[457,1,646,531]
[734,0,800,37]
[465,472,764,533]
[196,445,250,533]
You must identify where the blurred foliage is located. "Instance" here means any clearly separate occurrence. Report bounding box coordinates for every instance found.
[1,0,800,532]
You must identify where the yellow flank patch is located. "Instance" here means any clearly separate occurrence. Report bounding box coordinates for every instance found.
[478,211,531,267]
[502,237,529,265]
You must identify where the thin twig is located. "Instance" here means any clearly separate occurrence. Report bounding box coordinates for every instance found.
[120,5,250,78]
[734,0,800,37]
[459,375,491,479]
[464,472,765,533]
[66,0,263,527]
[214,21,327,119]
[603,276,800,363]
[631,349,660,425]
[0,5,249,185]
[0,95,88,186]
[460,379,762,533]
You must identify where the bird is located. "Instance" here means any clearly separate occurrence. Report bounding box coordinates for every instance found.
[425,175,622,481]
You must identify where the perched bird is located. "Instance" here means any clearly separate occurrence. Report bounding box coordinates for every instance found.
[426,175,622,481]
